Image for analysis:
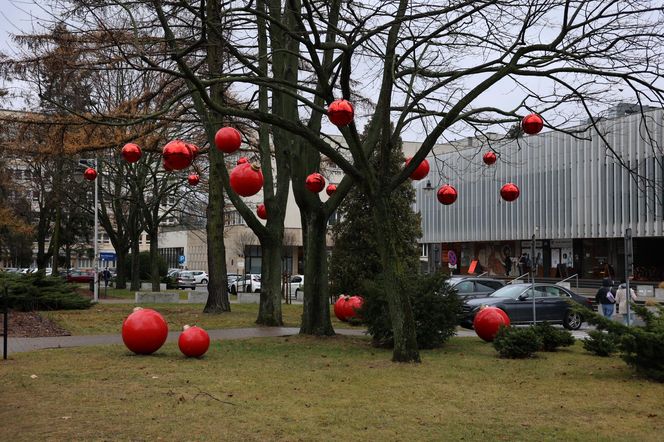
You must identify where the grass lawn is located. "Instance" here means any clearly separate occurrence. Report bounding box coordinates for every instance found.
[42,303,354,335]
[1,337,662,441]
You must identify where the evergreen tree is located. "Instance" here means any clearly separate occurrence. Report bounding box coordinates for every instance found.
[329,134,421,297]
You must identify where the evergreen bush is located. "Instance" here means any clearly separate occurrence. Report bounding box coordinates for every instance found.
[532,322,575,351]
[583,330,619,357]
[0,273,92,311]
[361,273,461,349]
[492,326,542,359]
[619,304,664,382]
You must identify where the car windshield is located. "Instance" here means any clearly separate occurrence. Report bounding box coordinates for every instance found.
[180,272,193,278]
[488,285,526,299]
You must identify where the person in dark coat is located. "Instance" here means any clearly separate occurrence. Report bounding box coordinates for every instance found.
[595,277,616,318]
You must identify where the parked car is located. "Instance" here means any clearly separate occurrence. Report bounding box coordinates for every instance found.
[66,269,95,283]
[288,275,304,298]
[460,283,592,330]
[229,274,261,294]
[447,277,504,300]
[2,267,19,273]
[177,271,208,289]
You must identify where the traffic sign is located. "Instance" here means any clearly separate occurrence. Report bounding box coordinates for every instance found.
[178,255,186,264]
[100,252,116,261]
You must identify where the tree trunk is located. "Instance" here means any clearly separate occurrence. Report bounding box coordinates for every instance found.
[64,244,71,270]
[203,160,231,313]
[372,194,420,362]
[150,231,160,292]
[51,205,61,273]
[300,210,334,336]
[130,240,140,291]
[115,250,127,290]
[257,235,284,326]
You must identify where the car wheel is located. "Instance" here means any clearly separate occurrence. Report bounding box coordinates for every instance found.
[254,288,260,293]
[201,279,208,285]
[563,311,582,330]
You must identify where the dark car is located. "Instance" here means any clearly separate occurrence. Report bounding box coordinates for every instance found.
[66,270,95,283]
[460,283,592,330]
[447,277,505,300]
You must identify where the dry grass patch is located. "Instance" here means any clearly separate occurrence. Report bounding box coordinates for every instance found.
[42,303,354,335]
[1,337,663,441]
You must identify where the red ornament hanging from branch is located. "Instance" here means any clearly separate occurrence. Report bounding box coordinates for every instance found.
[257,203,267,220]
[215,127,242,153]
[405,157,430,180]
[188,173,200,186]
[482,151,497,165]
[500,183,520,202]
[230,163,264,197]
[162,159,174,172]
[121,143,142,163]
[522,113,544,135]
[305,173,326,193]
[327,99,355,127]
[186,143,200,158]
[83,167,97,181]
[162,140,193,171]
[326,184,337,196]
[436,185,458,205]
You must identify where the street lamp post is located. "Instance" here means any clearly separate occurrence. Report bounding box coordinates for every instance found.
[93,156,99,303]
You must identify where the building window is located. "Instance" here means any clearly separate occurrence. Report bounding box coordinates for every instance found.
[421,244,428,258]
[224,210,246,226]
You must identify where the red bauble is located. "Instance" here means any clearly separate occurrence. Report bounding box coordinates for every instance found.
[405,157,430,180]
[178,326,210,358]
[436,184,458,205]
[327,99,355,127]
[482,151,497,165]
[187,143,199,157]
[230,163,264,197]
[121,143,142,163]
[236,157,248,165]
[334,296,350,321]
[188,173,200,186]
[257,203,267,220]
[473,306,511,342]
[305,173,325,193]
[334,295,364,322]
[215,127,242,153]
[345,295,364,320]
[121,308,169,355]
[522,113,544,135]
[326,184,337,196]
[500,182,520,202]
[163,159,174,172]
[83,167,97,181]
[162,139,193,171]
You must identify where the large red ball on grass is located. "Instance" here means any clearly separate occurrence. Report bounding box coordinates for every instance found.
[122,308,169,355]
[178,326,210,358]
[473,307,510,342]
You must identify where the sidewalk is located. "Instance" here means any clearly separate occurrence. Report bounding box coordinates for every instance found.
[6,327,365,354]
[5,326,589,355]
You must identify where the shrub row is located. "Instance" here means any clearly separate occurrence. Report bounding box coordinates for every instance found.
[493,322,575,359]
[0,273,92,311]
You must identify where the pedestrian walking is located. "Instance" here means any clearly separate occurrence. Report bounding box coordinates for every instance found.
[503,255,512,276]
[615,282,637,325]
[595,278,616,318]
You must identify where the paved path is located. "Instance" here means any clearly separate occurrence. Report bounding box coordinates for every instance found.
[4,326,589,355]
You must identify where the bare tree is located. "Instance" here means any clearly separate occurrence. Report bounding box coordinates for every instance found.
[6,0,664,361]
